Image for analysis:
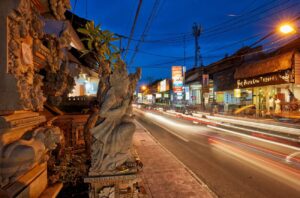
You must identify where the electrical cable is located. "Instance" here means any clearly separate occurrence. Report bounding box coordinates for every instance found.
[124,0,143,57]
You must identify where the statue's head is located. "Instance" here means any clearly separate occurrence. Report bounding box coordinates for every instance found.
[44,126,63,150]
[34,126,62,150]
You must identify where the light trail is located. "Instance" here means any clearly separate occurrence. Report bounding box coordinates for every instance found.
[202,114,300,135]
[210,138,300,190]
[162,109,300,144]
[208,125,300,151]
[136,109,190,142]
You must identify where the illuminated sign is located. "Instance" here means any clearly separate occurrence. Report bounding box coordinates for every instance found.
[172,66,183,94]
[157,79,170,92]
[184,86,189,100]
[156,93,162,98]
[236,70,292,88]
[146,94,153,100]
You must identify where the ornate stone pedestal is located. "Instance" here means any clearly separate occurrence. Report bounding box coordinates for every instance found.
[84,173,140,198]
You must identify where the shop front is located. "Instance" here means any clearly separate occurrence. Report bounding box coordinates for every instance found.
[235,51,300,117]
[190,83,202,105]
[213,67,244,113]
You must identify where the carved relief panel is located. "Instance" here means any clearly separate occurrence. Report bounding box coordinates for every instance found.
[0,0,72,113]
[6,0,46,111]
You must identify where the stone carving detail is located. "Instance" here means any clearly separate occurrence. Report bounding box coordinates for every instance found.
[6,0,74,111]
[43,61,79,106]
[89,62,141,175]
[49,0,71,20]
[44,31,71,72]
[7,0,46,111]
[0,126,62,187]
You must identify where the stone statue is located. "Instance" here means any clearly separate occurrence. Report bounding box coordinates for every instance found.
[49,0,71,20]
[0,126,62,187]
[89,63,141,175]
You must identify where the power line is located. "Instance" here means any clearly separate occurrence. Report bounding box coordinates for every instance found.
[201,0,297,39]
[124,0,143,57]
[130,33,300,70]
[127,49,182,58]
[129,0,161,65]
[202,32,264,55]
[203,0,285,34]
[117,0,299,47]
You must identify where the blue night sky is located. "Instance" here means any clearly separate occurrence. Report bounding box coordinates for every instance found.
[70,0,300,84]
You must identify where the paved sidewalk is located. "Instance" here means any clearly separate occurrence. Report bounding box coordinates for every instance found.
[133,121,215,198]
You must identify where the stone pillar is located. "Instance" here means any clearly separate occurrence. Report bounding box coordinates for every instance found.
[0,0,24,114]
[0,0,66,196]
[0,0,47,114]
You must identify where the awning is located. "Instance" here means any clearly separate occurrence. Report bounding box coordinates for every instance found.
[234,51,294,79]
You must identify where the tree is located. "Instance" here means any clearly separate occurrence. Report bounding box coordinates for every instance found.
[77,21,121,157]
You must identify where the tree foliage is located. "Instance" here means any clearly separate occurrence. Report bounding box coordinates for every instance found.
[77,21,120,67]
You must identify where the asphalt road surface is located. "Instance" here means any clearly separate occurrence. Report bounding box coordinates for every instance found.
[134,108,300,198]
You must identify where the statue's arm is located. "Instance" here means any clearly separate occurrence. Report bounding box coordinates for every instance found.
[99,89,116,117]
[103,98,131,118]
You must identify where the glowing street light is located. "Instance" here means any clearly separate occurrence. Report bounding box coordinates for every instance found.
[279,23,296,34]
[141,85,147,91]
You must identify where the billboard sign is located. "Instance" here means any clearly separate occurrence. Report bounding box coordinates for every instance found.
[172,66,183,94]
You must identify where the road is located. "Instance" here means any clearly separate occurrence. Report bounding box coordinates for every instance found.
[134,108,300,198]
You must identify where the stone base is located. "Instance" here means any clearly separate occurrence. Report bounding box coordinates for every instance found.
[0,111,46,146]
[84,173,143,198]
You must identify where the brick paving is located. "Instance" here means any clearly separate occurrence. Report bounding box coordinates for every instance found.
[133,121,215,198]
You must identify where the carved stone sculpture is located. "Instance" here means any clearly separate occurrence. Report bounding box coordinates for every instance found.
[0,126,62,187]
[89,64,141,175]
[49,0,71,20]
[6,0,46,111]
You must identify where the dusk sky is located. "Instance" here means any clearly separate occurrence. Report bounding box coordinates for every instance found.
[70,0,300,84]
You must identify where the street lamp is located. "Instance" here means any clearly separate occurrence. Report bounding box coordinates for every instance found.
[141,85,147,91]
[278,23,296,34]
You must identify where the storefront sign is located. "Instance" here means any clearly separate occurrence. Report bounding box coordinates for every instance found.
[156,93,162,98]
[236,70,292,89]
[146,95,153,100]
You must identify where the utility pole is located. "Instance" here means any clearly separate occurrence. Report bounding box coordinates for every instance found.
[183,34,186,66]
[193,23,205,111]
[192,23,202,67]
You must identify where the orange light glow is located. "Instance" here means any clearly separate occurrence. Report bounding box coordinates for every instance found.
[141,85,147,91]
[279,24,296,34]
